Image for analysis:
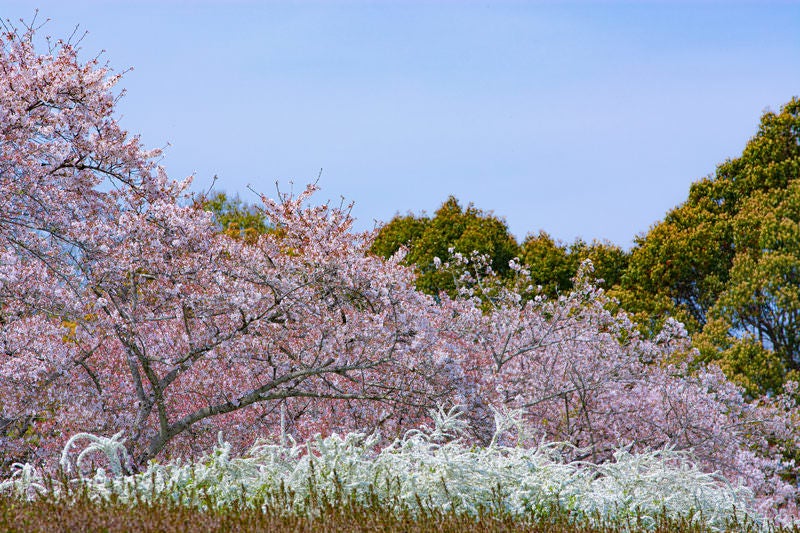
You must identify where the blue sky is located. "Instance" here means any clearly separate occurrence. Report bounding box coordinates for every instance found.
[4,1,799,246]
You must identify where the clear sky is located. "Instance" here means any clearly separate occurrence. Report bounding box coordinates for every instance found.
[4,1,799,246]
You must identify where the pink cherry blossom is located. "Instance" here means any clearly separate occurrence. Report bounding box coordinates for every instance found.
[1,21,798,523]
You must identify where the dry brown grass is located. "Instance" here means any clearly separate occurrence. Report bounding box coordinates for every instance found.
[0,488,777,533]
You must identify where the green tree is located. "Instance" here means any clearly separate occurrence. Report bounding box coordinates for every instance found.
[520,233,629,299]
[569,239,629,290]
[618,97,800,391]
[375,201,630,301]
[712,180,800,374]
[619,194,732,333]
[370,213,429,260]
[520,231,575,297]
[621,98,800,329]
[196,191,270,243]
[692,316,788,399]
[372,197,520,297]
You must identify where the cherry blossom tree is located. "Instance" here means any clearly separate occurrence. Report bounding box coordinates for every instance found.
[0,21,449,470]
[432,253,799,517]
[1,19,797,520]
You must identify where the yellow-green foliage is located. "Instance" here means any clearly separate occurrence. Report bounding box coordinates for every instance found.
[197,191,270,243]
[620,98,800,391]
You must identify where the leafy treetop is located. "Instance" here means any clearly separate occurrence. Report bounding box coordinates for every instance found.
[195,190,270,243]
[620,97,800,395]
[372,197,520,297]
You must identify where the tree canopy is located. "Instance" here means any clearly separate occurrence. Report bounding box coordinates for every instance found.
[195,191,270,243]
[373,200,629,300]
[521,233,628,298]
[619,98,800,395]
[371,197,520,297]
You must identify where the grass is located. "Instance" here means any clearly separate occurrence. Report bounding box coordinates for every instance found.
[0,485,774,533]
[1,408,796,532]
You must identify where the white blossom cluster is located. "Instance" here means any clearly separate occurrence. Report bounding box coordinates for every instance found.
[1,407,765,532]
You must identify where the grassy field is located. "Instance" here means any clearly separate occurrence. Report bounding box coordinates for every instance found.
[1,414,796,532]
[0,489,773,533]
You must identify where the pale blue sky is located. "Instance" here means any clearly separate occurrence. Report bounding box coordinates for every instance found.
[4,1,799,246]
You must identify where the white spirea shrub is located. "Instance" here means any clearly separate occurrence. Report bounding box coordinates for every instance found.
[1,407,764,531]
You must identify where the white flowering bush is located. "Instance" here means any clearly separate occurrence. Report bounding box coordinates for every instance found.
[1,406,765,532]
